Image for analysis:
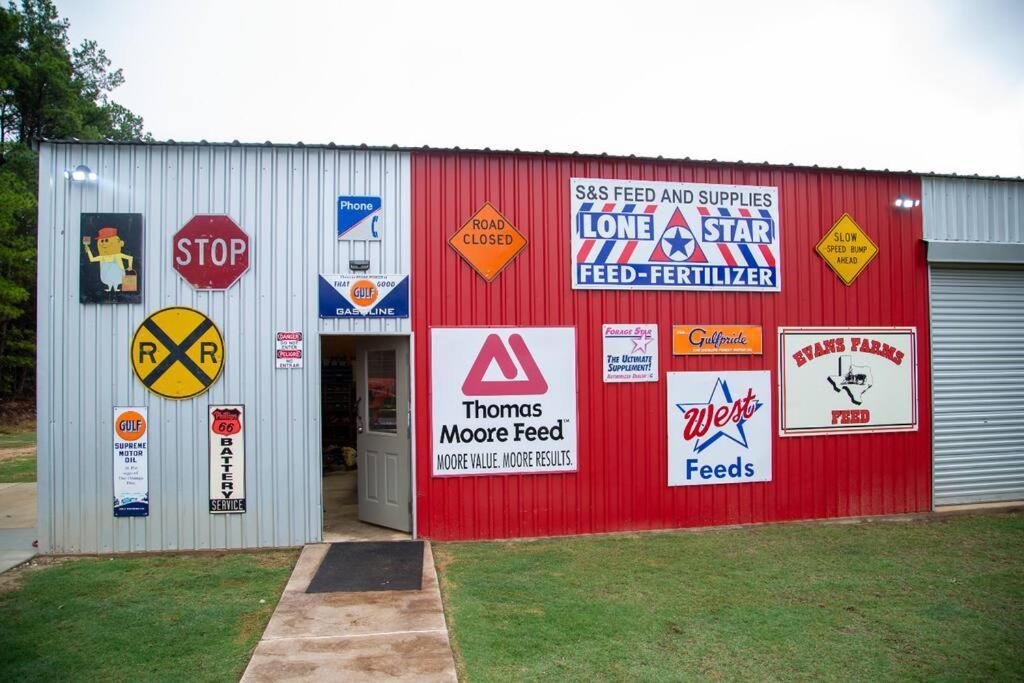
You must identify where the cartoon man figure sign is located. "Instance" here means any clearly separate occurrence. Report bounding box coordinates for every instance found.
[83,226,134,292]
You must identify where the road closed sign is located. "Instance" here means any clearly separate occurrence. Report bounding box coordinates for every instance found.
[449,202,527,281]
[431,327,577,476]
[131,307,225,399]
[174,214,250,290]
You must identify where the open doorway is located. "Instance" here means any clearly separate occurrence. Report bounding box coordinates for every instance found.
[320,334,412,542]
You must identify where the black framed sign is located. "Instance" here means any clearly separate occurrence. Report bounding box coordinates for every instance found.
[80,213,143,303]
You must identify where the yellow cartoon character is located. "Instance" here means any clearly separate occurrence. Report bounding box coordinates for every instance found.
[83,226,134,292]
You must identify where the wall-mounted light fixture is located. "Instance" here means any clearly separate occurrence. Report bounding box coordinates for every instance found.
[63,164,97,183]
[894,195,920,209]
[349,259,370,272]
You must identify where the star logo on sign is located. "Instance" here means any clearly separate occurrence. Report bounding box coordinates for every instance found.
[632,333,653,353]
[676,378,763,454]
[661,226,696,262]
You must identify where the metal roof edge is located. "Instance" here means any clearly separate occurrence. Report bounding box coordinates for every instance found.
[38,138,1024,183]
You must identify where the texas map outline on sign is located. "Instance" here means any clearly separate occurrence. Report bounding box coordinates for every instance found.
[827,355,873,405]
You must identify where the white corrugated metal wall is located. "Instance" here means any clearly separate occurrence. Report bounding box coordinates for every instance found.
[36,142,411,553]
[924,177,1024,505]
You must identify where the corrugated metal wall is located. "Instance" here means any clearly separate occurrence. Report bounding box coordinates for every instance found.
[930,267,1024,504]
[922,177,1024,242]
[923,176,1024,505]
[412,152,932,541]
[36,142,410,553]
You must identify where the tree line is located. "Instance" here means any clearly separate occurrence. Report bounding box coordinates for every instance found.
[0,0,147,398]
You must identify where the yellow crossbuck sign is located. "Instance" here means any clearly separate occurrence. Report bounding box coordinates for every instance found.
[131,307,224,399]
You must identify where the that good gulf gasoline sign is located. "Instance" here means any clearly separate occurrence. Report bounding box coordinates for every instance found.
[431,327,577,476]
[318,274,410,318]
[131,307,225,399]
[209,405,246,513]
[449,202,527,281]
[571,178,780,291]
[667,370,771,486]
[779,327,918,436]
[816,213,878,285]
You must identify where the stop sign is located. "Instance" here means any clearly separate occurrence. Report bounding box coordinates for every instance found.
[173,215,250,290]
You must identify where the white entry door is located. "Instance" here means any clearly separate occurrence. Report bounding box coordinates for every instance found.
[354,336,412,531]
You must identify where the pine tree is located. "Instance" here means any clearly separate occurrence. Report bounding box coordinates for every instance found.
[0,0,148,396]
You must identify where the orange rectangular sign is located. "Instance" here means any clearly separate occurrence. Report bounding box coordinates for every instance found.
[672,325,763,355]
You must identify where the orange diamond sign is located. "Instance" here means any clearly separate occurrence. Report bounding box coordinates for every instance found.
[449,202,527,281]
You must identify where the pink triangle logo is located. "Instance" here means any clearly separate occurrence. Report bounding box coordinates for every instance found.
[462,333,548,396]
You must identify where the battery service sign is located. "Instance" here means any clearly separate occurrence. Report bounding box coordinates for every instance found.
[571,178,779,291]
[431,327,577,476]
[209,405,246,513]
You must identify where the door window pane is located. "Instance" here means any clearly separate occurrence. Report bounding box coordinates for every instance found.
[367,349,397,433]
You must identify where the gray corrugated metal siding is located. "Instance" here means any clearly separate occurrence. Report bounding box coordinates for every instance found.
[36,142,410,553]
[931,267,1024,505]
[923,177,1024,243]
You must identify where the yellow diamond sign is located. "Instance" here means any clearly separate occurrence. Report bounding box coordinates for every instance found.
[816,213,879,286]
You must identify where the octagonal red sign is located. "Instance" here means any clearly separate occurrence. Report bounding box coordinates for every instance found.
[173,215,250,290]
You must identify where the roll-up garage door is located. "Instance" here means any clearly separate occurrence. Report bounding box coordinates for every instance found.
[931,267,1024,505]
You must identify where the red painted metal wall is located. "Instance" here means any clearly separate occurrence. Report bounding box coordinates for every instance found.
[412,152,931,541]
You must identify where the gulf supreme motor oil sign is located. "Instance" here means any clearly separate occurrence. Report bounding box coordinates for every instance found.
[571,178,780,291]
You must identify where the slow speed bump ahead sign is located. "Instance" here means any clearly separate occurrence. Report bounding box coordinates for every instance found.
[131,307,224,399]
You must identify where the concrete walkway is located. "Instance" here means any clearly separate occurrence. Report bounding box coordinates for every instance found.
[0,482,37,573]
[242,542,457,682]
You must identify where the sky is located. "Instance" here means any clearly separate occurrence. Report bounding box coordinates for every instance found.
[57,0,1024,177]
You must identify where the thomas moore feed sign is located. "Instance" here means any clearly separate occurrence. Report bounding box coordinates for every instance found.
[431,327,578,476]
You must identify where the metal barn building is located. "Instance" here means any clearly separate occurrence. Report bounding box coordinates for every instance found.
[34,140,1024,553]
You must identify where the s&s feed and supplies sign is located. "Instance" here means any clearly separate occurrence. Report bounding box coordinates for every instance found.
[431,327,577,476]
[667,371,772,486]
[571,178,779,291]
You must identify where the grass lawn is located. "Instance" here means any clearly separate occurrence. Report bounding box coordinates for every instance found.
[0,550,298,682]
[0,454,34,482]
[0,428,35,447]
[436,513,1024,682]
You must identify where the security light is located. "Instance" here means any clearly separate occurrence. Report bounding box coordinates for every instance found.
[894,195,920,209]
[64,164,97,183]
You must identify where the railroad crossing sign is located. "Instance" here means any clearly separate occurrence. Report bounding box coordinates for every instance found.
[131,307,225,399]
[173,215,250,290]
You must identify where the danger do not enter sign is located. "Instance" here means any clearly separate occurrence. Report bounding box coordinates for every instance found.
[174,215,250,290]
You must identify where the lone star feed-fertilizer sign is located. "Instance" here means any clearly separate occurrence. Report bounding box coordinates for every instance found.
[431,327,578,476]
[779,327,918,436]
[571,178,779,291]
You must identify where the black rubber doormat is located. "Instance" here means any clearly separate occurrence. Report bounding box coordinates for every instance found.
[306,541,424,593]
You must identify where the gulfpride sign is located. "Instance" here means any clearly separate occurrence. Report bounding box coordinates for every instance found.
[431,327,578,476]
